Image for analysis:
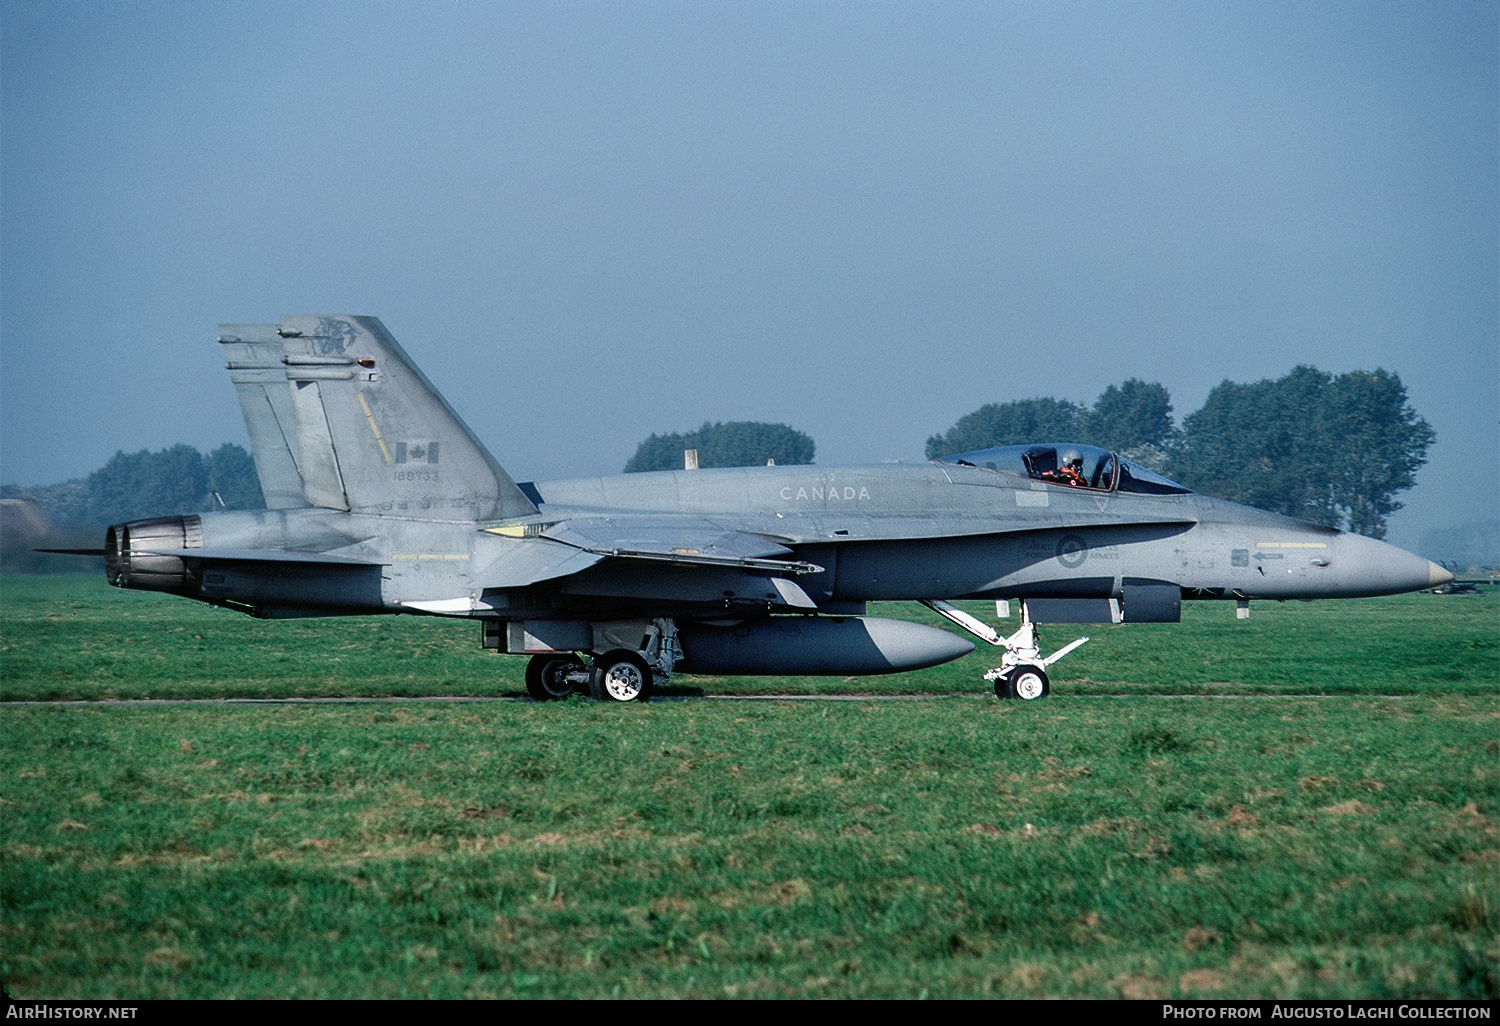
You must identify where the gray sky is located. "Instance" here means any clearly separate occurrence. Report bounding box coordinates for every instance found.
[3,0,1495,549]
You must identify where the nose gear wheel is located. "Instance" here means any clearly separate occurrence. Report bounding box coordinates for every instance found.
[921,599,1086,700]
[994,663,1049,700]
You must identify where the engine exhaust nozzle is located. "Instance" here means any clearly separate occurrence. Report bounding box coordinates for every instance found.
[104,515,204,594]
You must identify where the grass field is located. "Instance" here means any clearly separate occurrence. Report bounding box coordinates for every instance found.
[1,575,1496,998]
[2,573,1495,701]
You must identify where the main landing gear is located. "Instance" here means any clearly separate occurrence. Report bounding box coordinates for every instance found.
[590,650,654,703]
[523,618,681,704]
[523,653,588,702]
[919,600,1090,701]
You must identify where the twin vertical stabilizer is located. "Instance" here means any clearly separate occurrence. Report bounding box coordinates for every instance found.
[219,316,537,521]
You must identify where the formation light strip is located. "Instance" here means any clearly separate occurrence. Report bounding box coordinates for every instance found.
[358,393,394,465]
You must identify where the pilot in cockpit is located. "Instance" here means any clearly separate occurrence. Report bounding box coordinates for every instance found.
[1042,449,1088,488]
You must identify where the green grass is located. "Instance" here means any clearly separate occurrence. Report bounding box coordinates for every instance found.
[1,575,1495,701]
[2,576,1496,998]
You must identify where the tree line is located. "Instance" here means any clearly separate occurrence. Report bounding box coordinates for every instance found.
[624,421,815,473]
[1,443,265,531]
[924,378,1175,464]
[1166,368,1432,539]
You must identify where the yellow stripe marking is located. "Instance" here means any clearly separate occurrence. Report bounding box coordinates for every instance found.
[358,393,393,464]
[392,554,471,561]
[1256,542,1329,549]
[484,525,528,537]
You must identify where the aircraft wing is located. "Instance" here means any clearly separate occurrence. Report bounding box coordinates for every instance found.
[476,515,820,589]
[539,517,823,574]
[542,517,800,562]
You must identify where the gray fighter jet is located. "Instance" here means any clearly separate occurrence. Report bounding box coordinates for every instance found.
[88,315,1453,701]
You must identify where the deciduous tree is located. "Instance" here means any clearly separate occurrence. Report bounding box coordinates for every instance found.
[1167,367,1432,538]
[83,443,265,524]
[1084,379,1173,453]
[625,422,816,472]
[87,445,209,525]
[206,443,265,511]
[924,398,1086,459]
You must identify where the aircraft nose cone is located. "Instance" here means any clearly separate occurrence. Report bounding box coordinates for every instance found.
[1333,533,1449,597]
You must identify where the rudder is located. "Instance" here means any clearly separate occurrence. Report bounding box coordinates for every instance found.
[221,324,313,510]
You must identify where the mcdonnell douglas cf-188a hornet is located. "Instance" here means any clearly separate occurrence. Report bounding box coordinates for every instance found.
[76,316,1453,702]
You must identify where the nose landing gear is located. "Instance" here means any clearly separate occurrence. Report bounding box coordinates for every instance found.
[920,599,1089,700]
[991,663,1049,701]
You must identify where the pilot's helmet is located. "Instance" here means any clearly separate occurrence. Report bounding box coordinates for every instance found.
[1060,449,1083,468]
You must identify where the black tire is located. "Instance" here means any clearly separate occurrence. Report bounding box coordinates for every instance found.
[525,653,584,701]
[590,650,653,703]
[1008,664,1050,700]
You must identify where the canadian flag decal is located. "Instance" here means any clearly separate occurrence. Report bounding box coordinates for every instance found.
[395,442,439,464]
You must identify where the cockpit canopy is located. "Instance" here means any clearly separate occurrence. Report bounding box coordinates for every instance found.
[934,443,1191,496]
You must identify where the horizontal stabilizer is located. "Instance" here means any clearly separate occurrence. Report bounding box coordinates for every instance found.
[473,538,606,589]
